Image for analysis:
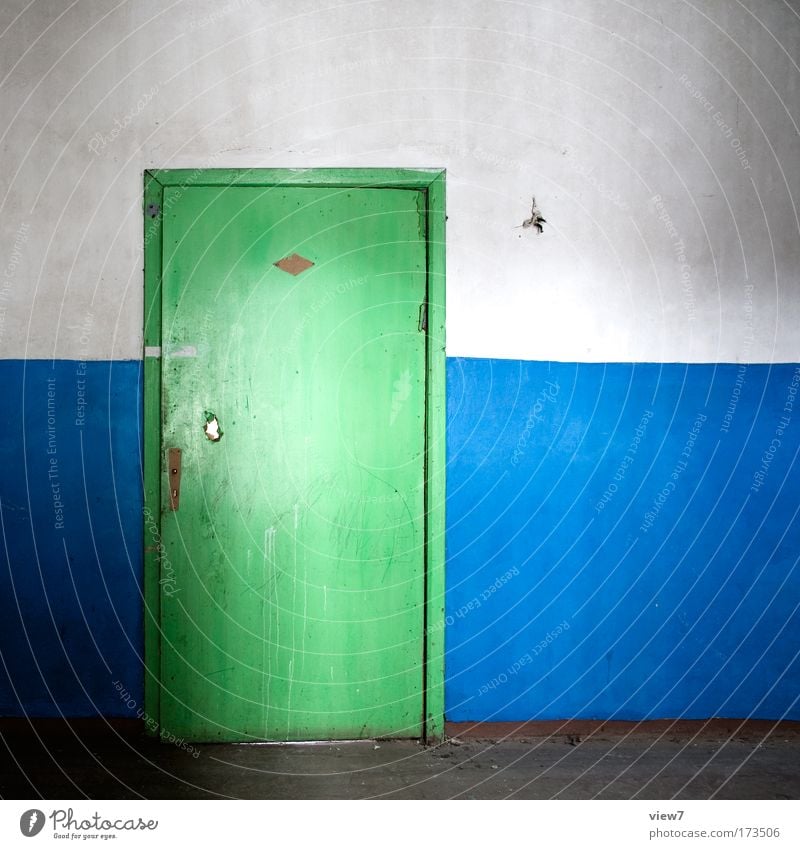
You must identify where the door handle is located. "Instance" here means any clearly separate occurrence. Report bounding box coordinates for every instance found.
[168,447,182,510]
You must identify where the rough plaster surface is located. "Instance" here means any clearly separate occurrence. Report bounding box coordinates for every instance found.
[1,0,798,362]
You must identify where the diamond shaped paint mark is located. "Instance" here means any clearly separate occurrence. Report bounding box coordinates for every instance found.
[274,253,314,276]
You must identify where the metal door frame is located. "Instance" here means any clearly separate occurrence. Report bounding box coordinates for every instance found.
[142,168,446,741]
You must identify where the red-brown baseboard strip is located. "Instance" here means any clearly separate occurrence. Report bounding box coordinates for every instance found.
[3,717,798,743]
[446,719,800,742]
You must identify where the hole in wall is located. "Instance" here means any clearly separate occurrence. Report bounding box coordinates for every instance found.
[204,412,222,441]
[519,196,546,234]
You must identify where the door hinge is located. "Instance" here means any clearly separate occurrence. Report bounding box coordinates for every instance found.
[418,301,428,333]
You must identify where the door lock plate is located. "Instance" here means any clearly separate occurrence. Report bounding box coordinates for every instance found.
[168,447,182,510]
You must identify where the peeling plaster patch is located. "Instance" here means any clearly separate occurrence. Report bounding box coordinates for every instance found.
[170,345,198,358]
[204,412,222,441]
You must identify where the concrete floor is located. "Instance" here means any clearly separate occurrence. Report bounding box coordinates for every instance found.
[2,725,799,799]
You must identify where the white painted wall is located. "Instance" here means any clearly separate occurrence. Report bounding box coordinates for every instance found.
[1,0,798,363]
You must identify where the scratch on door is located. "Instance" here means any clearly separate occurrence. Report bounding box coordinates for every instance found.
[263,526,276,733]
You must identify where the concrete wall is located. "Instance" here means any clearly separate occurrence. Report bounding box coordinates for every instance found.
[1,0,799,721]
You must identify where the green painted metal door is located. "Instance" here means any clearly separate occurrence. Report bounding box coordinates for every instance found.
[159,185,427,741]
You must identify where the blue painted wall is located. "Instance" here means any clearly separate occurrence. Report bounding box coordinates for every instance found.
[0,360,143,717]
[2,356,799,722]
[445,359,800,721]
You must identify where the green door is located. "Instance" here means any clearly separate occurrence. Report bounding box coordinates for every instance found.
[158,184,428,741]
